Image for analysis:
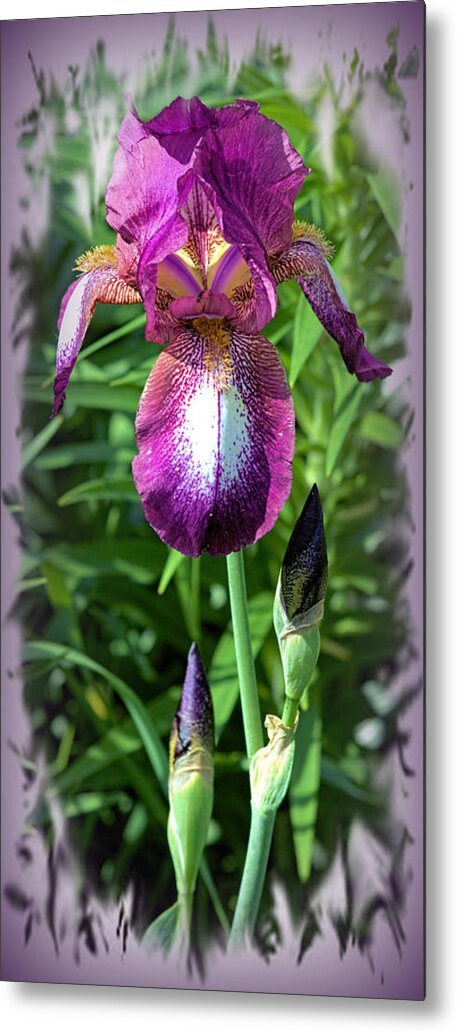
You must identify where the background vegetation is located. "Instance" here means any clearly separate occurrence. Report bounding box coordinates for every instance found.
[6,20,419,967]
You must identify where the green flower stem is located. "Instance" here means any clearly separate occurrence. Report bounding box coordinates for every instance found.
[288,688,322,883]
[282,695,299,728]
[226,550,264,759]
[227,805,275,953]
[176,891,194,962]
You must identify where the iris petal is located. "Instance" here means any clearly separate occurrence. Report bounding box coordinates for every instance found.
[106,115,192,338]
[157,252,202,296]
[190,110,308,329]
[132,326,295,556]
[52,268,141,416]
[106,127,188,257]
[272,238,392,382]
[178,179,225,281]
[128,95,258,165]
[106,100,305,340]
[169,291,235,321]
[209,243,251,295]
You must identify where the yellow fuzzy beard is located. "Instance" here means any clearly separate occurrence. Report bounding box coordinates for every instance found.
[291,220,335,258]
[194,318,234,392]
[74,244,118,272]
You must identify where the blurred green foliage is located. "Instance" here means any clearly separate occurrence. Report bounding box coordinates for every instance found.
[8,20,419,962]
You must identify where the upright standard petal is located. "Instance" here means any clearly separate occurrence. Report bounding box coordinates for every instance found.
[191,110,308,329]
[106,97,257,255]
[106,117,188,256]
[126,95,258,165]
[105,111,191,337]
[53,268,141,416]
[133,322,295,557]
[272,237,392,382]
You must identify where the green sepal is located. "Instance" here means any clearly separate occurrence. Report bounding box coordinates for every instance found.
[141,901,180,956]
[168,746,214,896]
[274,580,321,704]
[250,714,297,815]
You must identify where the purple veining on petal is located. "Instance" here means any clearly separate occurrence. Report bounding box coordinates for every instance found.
[52,268,141,417]
[132,327,295,557]
[272,239,392,382]
[168,291,235,321]
[179,179,223,281]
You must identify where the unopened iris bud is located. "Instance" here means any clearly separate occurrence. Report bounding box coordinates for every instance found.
[274,484,328,707]
[278,483,328,631]
[250,714,298,814]
[168,643,214,898]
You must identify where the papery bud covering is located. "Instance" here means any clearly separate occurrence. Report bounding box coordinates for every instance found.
[250,714,298,814]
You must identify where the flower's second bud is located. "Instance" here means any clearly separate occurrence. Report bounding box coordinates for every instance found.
[274,485,328,705]
[168,644,214,897]
[250,714,298,814]
[278,483,328,632]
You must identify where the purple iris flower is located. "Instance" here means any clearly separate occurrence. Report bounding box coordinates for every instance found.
[53,96,392,558]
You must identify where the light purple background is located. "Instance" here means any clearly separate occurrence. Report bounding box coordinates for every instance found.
[1,2,424,999]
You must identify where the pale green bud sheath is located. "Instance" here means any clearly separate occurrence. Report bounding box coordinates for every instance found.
[274,484,328,726]
[250,714,298,814]
[167,643,214,955]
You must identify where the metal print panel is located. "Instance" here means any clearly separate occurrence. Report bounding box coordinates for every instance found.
[1,1,425,999]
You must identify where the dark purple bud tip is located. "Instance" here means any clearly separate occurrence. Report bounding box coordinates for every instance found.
[280,484,328,623]
[170,643,215,766]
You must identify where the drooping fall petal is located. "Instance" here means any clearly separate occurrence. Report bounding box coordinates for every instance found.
[272,237,392,382]
[52,268,141,416]
[132,323,295,556]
